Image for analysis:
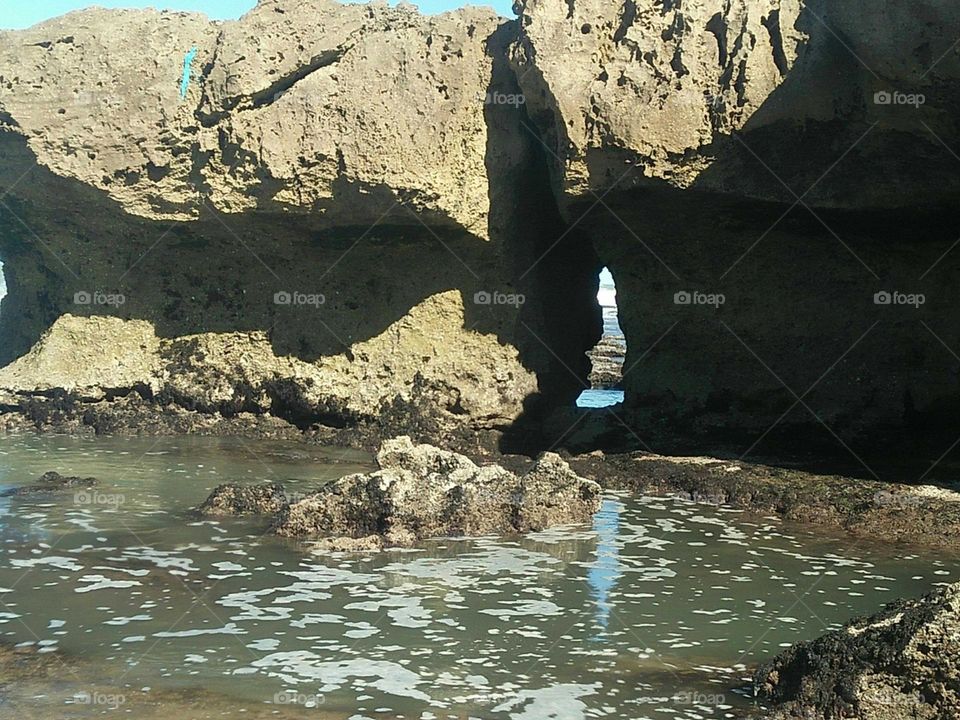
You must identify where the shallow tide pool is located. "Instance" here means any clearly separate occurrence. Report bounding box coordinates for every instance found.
[0,434,955,719]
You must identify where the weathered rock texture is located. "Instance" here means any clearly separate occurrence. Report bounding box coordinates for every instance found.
[195,482,287,516]
[0,0,601,448]
[513,0,960,205]
[271,436,602,545]
[1,0,959,462]
[587,335,625,389]
[755,581,960,719]
[513,0,960,459]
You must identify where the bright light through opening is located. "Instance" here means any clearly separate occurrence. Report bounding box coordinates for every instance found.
[577,267,625,408]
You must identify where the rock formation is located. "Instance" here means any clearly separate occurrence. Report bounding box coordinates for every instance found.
[195,482,287,516]
[587,335,625,389]
[1,470,98,497]
[0,0,600,448]
[270,436,602,546]
[570,450,960,548]
[0,0,959,459]
[512,0,960,455]
[755,581,960,719]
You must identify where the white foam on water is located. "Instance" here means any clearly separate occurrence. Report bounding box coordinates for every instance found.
[104,614,153,626]
[75,575,141,593]
[11,556,84,571]
[154,623,244,638]
[479,600,564,619]
[248,653,432,702]
[493,683,600,719]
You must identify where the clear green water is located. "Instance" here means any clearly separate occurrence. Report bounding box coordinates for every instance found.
[0,434,955,719]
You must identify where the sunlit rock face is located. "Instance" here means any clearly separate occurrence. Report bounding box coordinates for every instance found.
[514,0,960,454]
[271,436,602,545]
[512,0,960,207]
[1,0,958,455]
[0,0,602,444]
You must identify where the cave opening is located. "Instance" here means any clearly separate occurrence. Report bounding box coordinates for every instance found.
[577,267,625,409]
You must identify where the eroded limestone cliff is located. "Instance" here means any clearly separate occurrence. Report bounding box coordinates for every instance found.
[0,0,600,445]
[1,0,958,461]
[514,0,960,460]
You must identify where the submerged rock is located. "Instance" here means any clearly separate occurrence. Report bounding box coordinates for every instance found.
[755,581,960,719]
[272,436,602,547]
[195,483,287,516]
[569,451,960,550]
[1,471,98,497]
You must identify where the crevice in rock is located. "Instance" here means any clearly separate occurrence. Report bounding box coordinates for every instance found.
[613,0,638,44]
[488,24,603,455]
[762,10,790,77]
[198,44,351,128]
[706,13,728,67]
[248,47,349,110]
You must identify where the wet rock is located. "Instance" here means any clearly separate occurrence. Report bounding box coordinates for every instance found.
[516,452,601,531]
[569,451,960,550]
[272,436,602,546]
[755,581,960,719]
[1,470,98,497]
[311,535,384,553]
[4,389,312,440]
[195,483,288,517]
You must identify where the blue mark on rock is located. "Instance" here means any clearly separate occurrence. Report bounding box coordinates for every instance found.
[180,47,198,100]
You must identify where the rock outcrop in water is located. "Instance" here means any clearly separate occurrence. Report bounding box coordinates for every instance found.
[569,450,960,549]
[195,482,287,516]
[271,436,602,546]
[1,470,98,497]
[587,336,625,390]
[0,0,959,460]
[755,581,960,719]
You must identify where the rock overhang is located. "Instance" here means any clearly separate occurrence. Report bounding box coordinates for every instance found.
[1,0,958,459]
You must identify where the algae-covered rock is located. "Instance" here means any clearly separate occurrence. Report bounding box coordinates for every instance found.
[271,436,602,546]
[195,483,288,517]
[756,582,960,719]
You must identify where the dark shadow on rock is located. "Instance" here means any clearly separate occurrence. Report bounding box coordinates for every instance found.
[527,1,960,478]
[0,132,532,368]
[477,20,604,455]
